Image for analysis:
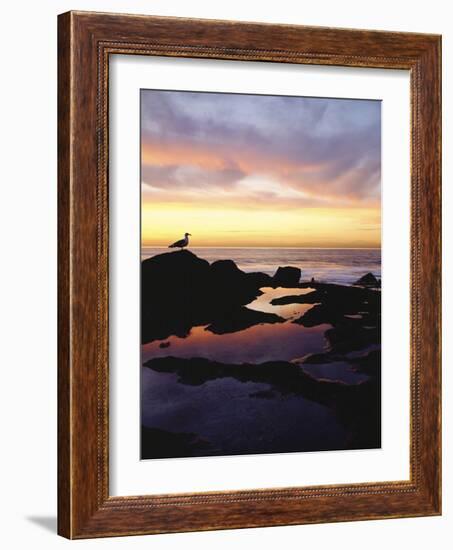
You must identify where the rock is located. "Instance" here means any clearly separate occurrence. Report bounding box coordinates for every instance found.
[246,271,273,288]
[141,250,213,343]
[271,289,325,305]
[300,352,336,364]
[289,282,381,355]
[354,272,380,288]
[349,350,381,376]
[144,355,339,396]
[141,426,212,459]
[272,266,301,287]
[295,303,347,327]
[142,250,211,291]
[325,324,380,353]
[292,284,380,326]
[205,306,284,335]
[210,259,242,278]
[210,260,261,305]
[141,250,279,343]
[141,251,380,347]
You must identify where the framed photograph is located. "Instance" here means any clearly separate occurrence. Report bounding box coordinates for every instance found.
[58,11,441,538]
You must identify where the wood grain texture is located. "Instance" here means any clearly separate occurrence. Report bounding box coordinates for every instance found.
[57,10,441,539]
[57,11,71,538]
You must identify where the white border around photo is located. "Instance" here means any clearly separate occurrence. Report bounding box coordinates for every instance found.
[109,55,410,497]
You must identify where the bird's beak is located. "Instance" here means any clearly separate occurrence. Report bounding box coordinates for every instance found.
[189,233,192,236]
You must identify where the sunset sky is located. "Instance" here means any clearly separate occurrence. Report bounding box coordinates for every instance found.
[141,90,381,248]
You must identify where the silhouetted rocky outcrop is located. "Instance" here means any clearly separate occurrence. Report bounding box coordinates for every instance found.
[142,250,210,342]
[210,259,267,305]
[353,272,380,288]
[272,266,301,287]
[142,250,297,343]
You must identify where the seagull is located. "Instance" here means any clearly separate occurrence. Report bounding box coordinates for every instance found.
[168,232,191,250]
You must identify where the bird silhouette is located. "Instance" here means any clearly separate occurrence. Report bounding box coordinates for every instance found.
[168,232,191,250]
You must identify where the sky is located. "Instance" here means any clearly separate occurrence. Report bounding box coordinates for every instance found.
[141,89,381,248]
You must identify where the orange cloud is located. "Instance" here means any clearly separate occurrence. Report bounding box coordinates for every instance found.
[142,138,322,179]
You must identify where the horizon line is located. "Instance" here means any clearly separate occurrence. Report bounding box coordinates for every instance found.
[141,245,381,250]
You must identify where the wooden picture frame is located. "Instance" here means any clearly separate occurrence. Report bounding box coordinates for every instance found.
[58,10,441,539]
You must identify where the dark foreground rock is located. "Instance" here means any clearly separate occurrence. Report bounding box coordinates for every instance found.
[142,250,298,342]
[349,349,381,376]
[141,250,266,342]
[206,307,283,335]
[270,283,381,355]
[141,426,212,459]
[145,355,334,392]
[272,266,301,287]
[272,283,379,311]
[353,272,380,288]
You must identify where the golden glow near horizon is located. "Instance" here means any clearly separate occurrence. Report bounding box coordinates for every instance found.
[142,201,381,248]
[140,91,381,249]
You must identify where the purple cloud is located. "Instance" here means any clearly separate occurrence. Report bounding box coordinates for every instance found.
[141,89,381,206]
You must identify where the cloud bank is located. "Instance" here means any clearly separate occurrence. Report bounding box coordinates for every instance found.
[141,89,381,210]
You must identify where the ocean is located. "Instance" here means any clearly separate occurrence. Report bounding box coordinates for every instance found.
[141,247,381,286]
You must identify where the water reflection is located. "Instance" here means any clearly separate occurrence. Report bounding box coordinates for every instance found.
[141,285,374,457]
[247,287,314,319]
[141,369,349,456]
[142,287,329,365]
